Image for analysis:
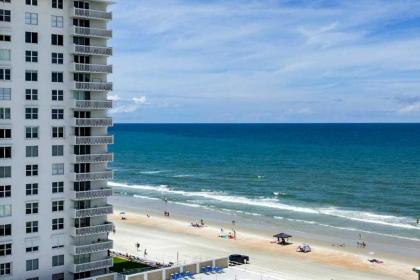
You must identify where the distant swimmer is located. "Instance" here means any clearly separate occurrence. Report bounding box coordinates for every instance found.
[417,218,419,225]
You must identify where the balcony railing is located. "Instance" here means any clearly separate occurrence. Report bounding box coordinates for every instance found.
[73,188,113,200]
[74,45,112,56]
[74,63,113,73]
[72,222,114,236]
[73,258,113,273]
[74,26,112,38]
[75,81,113,91]
[74,205,113,218]
[74,153,113,163]
[73,8,112,20]
[73,240,113,255]
[74,118,113,127]
[73,171,113,182]
[74,100,113,109]
[74,136,114,145]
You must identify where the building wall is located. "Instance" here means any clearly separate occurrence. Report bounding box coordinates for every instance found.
[0,0,113,279]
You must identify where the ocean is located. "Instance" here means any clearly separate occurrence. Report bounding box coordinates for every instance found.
[109,124,420,243]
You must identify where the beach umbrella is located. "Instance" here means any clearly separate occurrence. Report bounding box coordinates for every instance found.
[273,233,292,239]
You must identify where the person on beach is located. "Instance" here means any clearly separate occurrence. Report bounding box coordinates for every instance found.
[136,242,140,251]
[147,214,150,218]
[144,249,148,257]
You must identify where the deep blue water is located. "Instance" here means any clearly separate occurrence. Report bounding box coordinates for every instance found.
[109,124,420,240]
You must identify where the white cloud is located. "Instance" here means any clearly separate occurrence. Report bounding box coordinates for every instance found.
[110,96,148,114]
[398,103,420,114]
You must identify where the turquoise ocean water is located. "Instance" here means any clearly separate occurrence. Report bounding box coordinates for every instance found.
[110,124,420,241]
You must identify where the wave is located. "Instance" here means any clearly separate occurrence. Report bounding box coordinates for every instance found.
[173,174,194,178]
[133,195,160,201]
[108,181,419,231]
[140,170,167,174]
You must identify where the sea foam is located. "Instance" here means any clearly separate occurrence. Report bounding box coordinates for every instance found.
[109,181,419,231]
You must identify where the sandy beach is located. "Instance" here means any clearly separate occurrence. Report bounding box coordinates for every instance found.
[109,199,418,280]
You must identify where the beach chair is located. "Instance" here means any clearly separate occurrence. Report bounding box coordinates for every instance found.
[185,271,193,278]
[214,266,222,273]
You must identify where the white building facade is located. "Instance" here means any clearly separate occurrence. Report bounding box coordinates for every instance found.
[0,0,114,279]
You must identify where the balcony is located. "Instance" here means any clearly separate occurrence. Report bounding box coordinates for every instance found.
[72,187,113,200]
[73,118,113,127]
[74,26,112,38]
[74,153,113,163]
[74,205,113,218]
[73,258,113,273]
[73,240,113,255]
[72,222,114,236]
[73,8,112,20]
[74,45,112,56]
[73,171,113,182]
[74,136,114,145]
[74,81,113,91]
[74,63,113,74]
[74,100,113,110]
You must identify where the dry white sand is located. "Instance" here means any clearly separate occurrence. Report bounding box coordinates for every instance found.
[109,209,418,280]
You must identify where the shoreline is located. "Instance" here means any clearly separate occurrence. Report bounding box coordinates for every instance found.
[109,195,418,280]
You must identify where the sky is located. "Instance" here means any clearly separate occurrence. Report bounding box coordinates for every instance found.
[109,0,420,123]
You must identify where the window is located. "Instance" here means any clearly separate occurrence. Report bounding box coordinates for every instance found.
[52,126,64,138]
[26,183,38,195]
[52,163,64,175]
[52,145,63,156]
[52,90,63,101]
[51,15,63,28]
[26,164,38,176]
[0,35,11,42]
[0,108,10,119]
[26,221,38,233]
[52,0,63,9]
[0,88,11,100]
[25,126,38,139]
[27,277,39,280]
[0,224,11,236]
[0,166,11,178]
[0,205,11,217]
[25,70,38,81]
[0,147,11,158]
[52,181,64,193]
[51,53,63,64]
[51,109,64,119]
[26,146,38,157]
[0,129,11,139]
[52,254,64,266]
[25,32,38,44]
[0,185,10,198]
[0,262,11,276]
[25,12,38,25]
[52,72,63,83]
[26,89,38,100]
[52,273,65,280]
[26,0,38,5]
[51,34,63,46]
[0,10,11,22]
[52,218,64,230]
[52,200,64,212]
[0,68,10,80]
[0,49,10,61]
[0,244,11,256]
[26,258,39,271]
[25,50,38,62]
[26,245,39,253]
[26,202,38,214]
[25,107,38,119]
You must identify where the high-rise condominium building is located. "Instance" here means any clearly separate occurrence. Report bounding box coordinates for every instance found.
[0,0,114,279]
